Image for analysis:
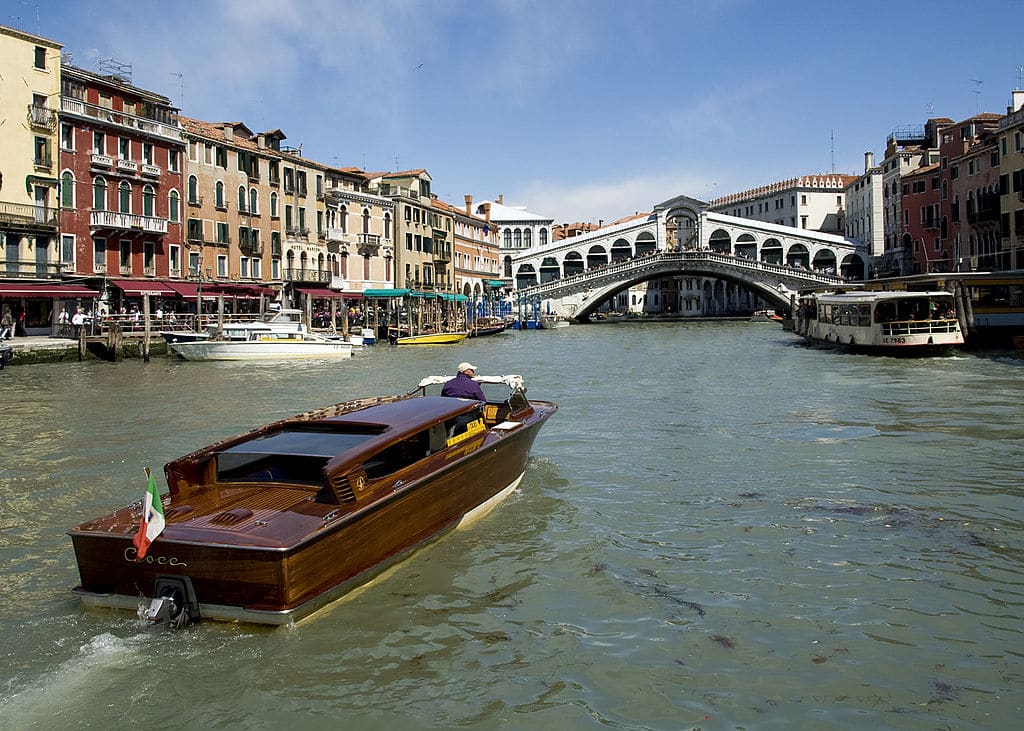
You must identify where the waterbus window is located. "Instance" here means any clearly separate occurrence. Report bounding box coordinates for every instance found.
[875,302,896,323]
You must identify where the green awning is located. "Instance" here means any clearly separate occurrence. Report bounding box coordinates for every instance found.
[485,280,506,288]
[439,293,468,302]
[361,288,410,298]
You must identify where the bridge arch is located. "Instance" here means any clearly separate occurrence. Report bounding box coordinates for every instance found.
[762,238,783,264]
[735,233,756,260]
[636,231,657,256]
[709,228,731,254]
[540,257,560,283]
[516,263,537,288]
[841,253,866,280]
[564,251,584,277]
[812,247,837,273]
[610,238,632,262]
[786,243,809,268]
[587,245,608,269]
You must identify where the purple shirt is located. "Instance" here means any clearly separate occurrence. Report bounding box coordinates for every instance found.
[441,372,486,401]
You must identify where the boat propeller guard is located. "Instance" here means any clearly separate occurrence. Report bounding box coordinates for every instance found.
[141,576,199,631]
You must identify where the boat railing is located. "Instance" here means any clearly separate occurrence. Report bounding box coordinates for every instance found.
[881,319,960,337]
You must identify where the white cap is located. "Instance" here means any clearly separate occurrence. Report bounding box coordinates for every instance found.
[457,362,477,373]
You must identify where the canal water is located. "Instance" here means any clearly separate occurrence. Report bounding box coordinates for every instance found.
[1,322,1021,730]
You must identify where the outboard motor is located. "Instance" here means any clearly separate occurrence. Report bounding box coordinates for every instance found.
[141,576,199,631]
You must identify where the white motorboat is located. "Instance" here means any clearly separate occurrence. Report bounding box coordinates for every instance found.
[207,308,307,341]
[169,331,353,361]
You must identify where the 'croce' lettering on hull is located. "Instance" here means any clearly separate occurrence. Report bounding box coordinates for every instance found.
[124,547,188,566]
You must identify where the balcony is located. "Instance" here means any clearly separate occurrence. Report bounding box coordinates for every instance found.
[91,210,168,234]
[0,200,58,229]
[357,233,381,257]
[34,155,53,172]
[0,257,63,279]
[187,195,203,207]
[285,226,310,240]
[90,153,113,169]
[61,97,183,143]
[326,228,349,243]
[116,159,138,174]
[27,104,58,132]
[141,163,161,178]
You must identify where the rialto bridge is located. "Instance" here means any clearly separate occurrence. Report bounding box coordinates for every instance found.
[509,194,868,319]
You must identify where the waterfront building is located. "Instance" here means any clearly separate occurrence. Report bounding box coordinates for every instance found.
[898,162,942,274]
[0,25,62,283]
[996,90,1024,270]
[436,196,501,299]
[843,152,885,274]
[278,144,330,298]
[60,62,186,306]
[471,196,553,287]
[877,118,949,276]
[941,113,1002,272]
[366,170,454,293]
[321,166,395,295]
[708,174,856,234]
[179,118,281,302]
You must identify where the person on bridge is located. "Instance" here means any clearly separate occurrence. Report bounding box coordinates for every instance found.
[442,362,486,401]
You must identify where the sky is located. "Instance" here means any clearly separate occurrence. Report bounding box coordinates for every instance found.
[13,0,1024,224]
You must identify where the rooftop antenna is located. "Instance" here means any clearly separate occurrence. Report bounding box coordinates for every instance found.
[18,1,39,35]
[1017,66,1023,90]
[168,72,183,109]
[394,154,400,172]
[830,128,835,173]
[970,79,983,114]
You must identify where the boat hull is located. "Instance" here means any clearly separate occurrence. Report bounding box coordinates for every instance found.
[68,407,552,625]
[394,332,468,345]
[169,339,353,361]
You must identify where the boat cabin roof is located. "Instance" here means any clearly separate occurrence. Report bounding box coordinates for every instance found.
[807,290,953,303]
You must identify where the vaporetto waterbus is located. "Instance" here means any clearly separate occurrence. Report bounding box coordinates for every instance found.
[794,290,964,356]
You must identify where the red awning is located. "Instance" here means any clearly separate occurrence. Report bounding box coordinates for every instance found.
[296,287,362,300]
[111,279,178,297]
[164,281,219,300]
[0,283,99,298]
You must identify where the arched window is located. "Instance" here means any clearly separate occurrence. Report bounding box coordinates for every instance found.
[339,205,347,233]
[270,192,278,218]
[168,190,180,223]
[215,181,225,208]
[524,228,532,247]
[363,208,370,233]
[504,230,512,247]
[238,185,246,212]
[142,184,155,217]
[249,187,258,215]
[540,229,548,246]
[118,181,131,213]
[61,171,75,208]
[93,177,107,210]
[514,229,522,247]
[187,175,198,204]
[384,212,391,239]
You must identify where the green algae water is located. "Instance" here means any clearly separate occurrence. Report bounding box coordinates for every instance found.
[1,322,1021,729]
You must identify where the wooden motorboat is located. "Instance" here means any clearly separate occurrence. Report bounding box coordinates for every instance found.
[393,331,468,345]
[469,317,507,338]
[168,331,353,361]
[67,374,557,627]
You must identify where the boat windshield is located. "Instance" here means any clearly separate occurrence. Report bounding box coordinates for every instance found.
[216,429,376,485]
[874,296,955,323]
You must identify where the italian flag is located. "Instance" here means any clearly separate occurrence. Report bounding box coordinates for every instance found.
[132,467,166,560]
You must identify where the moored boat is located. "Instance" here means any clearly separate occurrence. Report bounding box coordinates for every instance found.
[469,317,507,337]
[750,309,784,322]
[393,331,468,345]
[168,331,353,361]
[67,374,557,627]
[794,290,964,355]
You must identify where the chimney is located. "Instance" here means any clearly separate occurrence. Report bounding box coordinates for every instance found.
[497,194,503,205]
[864,151,874,171]
[222,124,232,140]
[257,134,266,149]
[599,219,604,227]
[1010,89,1024,114]
[464,194,472,214]
[482,202,491,222]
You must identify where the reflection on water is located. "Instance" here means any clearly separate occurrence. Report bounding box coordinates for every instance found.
[1,322,1022,728]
